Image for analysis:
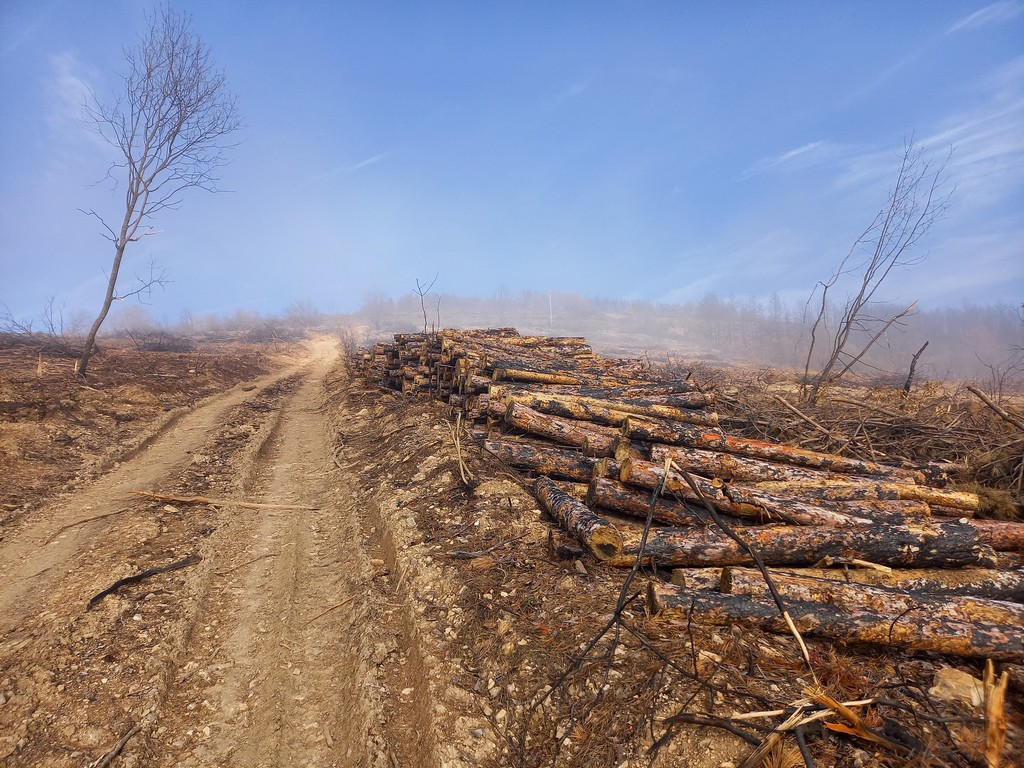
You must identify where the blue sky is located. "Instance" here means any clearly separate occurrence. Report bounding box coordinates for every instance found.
[1,1,1022,325]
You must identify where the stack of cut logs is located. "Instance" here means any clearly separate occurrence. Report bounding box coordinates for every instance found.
[359,329,1024,660]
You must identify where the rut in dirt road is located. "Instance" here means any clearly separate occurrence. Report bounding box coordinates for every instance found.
[0,343,439,768]
[152,346,426,768]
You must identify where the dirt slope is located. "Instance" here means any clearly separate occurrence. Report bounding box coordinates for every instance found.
[0,340,472,767]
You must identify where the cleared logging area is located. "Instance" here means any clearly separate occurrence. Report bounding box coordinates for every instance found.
[359,327,1024,766]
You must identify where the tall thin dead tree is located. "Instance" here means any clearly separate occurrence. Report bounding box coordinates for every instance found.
[800,139,952,404]
[413,273,439,334]
[77,5,241,376]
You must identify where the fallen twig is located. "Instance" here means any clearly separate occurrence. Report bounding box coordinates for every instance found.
[446,411,474,486]
[660,711,761,746]
[304,595,357,626]
[134,490,319,511]
[967,385,1024,434]
[87,723,141,768]
[215,552,277,577]
[772,394,839,441]
[44,507,130,545]
[87,554,202,609]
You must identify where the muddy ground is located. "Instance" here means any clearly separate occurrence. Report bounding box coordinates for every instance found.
[0,336,1019,767]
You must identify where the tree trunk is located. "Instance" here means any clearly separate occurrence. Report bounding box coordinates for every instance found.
[491,366,580,385]
[970,520,1024,551]
[648,443,832,484]
[586,476,714,527]
[502,403,620,457]
[490,386,719,428]
[623,416,926,483]
[607,521,997,568]
[903,340,929,393]
[481,439,613,482]
[673,565,1024,602]
[534,476,623,560]
[619,458,876,526]
[646,582,1023,661]
[78,242,127,376]
[718,566,1024,627]
[743,478,979,512]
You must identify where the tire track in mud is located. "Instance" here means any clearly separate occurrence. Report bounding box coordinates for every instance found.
[150,346,406,768]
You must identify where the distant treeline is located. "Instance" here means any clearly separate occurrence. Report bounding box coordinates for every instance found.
[10,290,1019,386]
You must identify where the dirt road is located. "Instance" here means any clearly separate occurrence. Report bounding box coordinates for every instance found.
[0,340,461,767]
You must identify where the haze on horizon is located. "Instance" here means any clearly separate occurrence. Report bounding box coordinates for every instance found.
[1,1,1022,327]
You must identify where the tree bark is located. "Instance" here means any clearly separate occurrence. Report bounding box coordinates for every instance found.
[649,443,832,484]
[903,340,929,393]
[719,566,1024,627]
[586,476,714,527]
[534,476,623,560]
[970,520,1024,552]
[78,243,127,376]
[646,582,1023,661]
[743,478,979,512]
[491,366,580,385]
[490,386,720,428]
[502,403,619,457]
[674,565,1024,602]
[608,521,997,568]
[481,439,613,482]
[619,458,876,526]
[623,416,926,483]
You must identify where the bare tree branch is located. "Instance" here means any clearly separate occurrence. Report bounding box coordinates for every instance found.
[801,138,953,403]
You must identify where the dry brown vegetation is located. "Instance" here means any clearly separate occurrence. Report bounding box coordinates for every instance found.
[0,329,1021,767]
[0,335,276,520]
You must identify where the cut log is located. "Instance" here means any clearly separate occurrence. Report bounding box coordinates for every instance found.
[547,389,716,414]
[670,567,724,590]
[745,479,980,512]
[619,458,875,527]
[719,567,1024,628]
[492,366,580,385]
[649,444,832,483]
[481,439,612,482]
[534,476,623,560]
[722,485,929,526]
[490,386,720,428]
[969,520,1024,552]
[608,521,997,568]
[492,387,638,427]
[503,403,619,457]
[646,582,1024,661]
[586,476,713,527]
[675,566,1024,602]
[623,416,925,483]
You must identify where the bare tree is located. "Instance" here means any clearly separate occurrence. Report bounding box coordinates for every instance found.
[413,273,439,334]
[800,139,953,403]
[76,5,241,375]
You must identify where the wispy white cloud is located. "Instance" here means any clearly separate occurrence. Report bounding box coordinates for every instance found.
[292,151,392,193]
[832,55,1024,208]
[46,50,93,133]
[837,49,928,107]
[349,151,390,172]
[947,1,1024,34]
[741,140,837,179]
[545,79,592,111]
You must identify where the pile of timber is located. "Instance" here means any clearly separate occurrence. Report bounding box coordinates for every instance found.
[359,329,1024,660]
